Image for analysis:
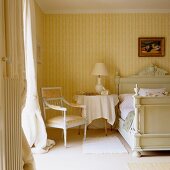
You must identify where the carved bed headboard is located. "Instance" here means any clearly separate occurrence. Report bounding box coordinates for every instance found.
[115,65,170,94]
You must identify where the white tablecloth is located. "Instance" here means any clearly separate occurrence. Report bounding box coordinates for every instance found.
[76,94,119,125]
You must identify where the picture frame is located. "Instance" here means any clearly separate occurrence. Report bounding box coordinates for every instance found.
[138,37,165,57]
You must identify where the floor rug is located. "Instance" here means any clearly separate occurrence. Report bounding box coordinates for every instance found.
[82,135,128,154]
[128,162,170,170]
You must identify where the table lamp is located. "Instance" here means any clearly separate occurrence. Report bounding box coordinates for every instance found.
[91,63,108,94]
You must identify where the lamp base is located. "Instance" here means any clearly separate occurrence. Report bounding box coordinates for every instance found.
[95,76,104,94]
[95,84,104,94]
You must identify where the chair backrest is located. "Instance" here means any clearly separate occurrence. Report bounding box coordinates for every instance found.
[41,87,63,120]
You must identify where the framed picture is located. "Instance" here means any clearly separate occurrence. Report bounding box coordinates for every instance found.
[138,37,165,57]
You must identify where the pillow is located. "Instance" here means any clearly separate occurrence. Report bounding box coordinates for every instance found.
[119,94,134,120]
[119,94,134,110]
[119,94,134,102]
[138,88,168,97]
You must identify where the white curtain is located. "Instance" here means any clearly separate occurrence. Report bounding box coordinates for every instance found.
[22,130,36,170]
[22,0,55,153]
[0,0,36,169]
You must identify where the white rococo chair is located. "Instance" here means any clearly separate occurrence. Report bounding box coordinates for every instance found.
[41,87,87,147]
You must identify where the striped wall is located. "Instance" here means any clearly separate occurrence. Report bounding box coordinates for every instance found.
[37,13,170,102]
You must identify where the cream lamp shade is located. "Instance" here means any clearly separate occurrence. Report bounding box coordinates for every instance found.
[91,63,108,94]
[91,63,108,76]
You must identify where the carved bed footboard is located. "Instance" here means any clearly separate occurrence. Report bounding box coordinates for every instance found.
[133,95,170,157]
[115,64,170,157]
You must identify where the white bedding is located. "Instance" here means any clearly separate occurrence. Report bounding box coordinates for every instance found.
[118,90,169,120]
[119,94,134,120]
[138,88,168,96]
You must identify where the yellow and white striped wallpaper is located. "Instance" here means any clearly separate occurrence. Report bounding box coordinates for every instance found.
[35,6,170,101]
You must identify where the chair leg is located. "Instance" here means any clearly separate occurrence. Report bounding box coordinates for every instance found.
[105,119,107,136]
[61,129,64,139]
[63,128,67,148]
[78,125,81,135]
[111,124,113,131]
[84,123,87,141]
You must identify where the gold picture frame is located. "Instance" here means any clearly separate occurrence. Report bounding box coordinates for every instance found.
[138,37,165,57]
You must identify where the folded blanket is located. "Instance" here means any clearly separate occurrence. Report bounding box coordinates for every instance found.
[123,111,135,132]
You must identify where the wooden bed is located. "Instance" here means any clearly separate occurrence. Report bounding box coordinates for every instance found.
[115,65,170,157]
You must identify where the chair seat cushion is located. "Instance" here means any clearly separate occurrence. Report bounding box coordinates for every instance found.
[46,115,85,128]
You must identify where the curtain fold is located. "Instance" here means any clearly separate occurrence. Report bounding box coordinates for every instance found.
[4,0,25,78]
[0,1,5,169]
[0,0,34,169]
[22,0,55,153]
[22,130,36,170]
[0,0,6,77]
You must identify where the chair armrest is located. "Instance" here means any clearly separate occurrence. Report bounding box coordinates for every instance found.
[62,99,87,118]
[44,100,67,111]
[63,99,86,109]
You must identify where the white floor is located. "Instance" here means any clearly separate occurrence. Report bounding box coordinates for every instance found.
[34,129,170,170]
